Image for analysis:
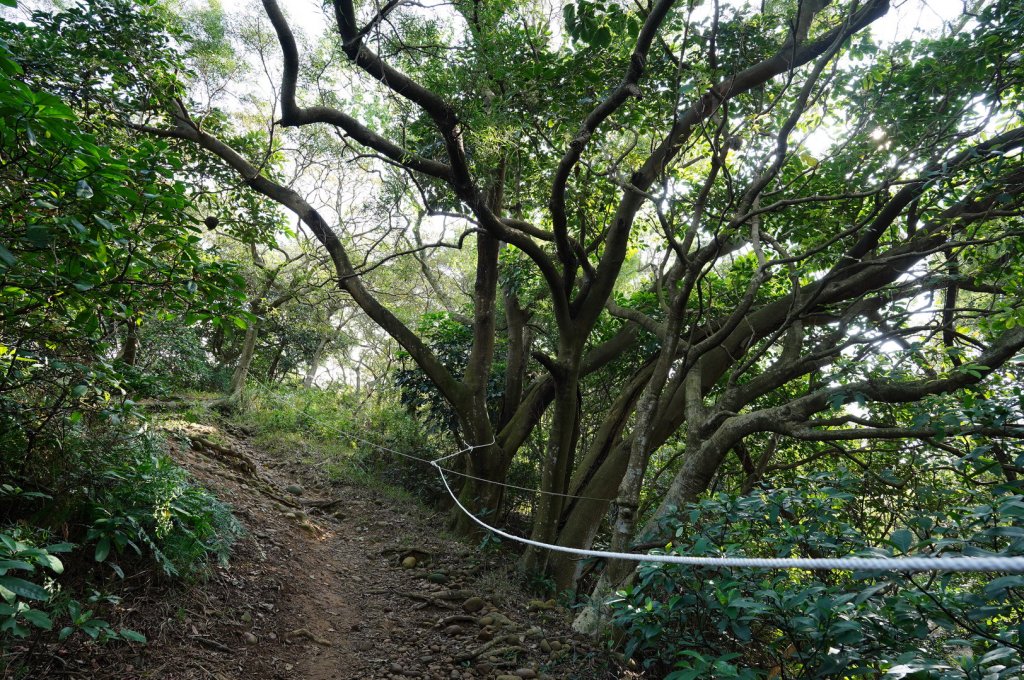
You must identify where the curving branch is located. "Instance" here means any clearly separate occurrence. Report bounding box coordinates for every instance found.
[328,0,473,189]
[130,110,466,407]
[260,0,454,182]
[575,0,893,331]
[548,0,680,287]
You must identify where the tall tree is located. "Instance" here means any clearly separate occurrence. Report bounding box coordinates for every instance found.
[123,0,1024,591]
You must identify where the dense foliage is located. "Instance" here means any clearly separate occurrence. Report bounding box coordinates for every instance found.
[0,1,243,664]
[611,473,1024,678]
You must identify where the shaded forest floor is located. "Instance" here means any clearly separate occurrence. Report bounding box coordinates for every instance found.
[34,418,625,679]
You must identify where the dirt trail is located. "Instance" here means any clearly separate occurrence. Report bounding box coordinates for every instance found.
[85,422,619,680]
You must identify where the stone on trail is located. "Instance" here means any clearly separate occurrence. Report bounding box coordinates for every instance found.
[461,596,485,613]
[285,483,304,495]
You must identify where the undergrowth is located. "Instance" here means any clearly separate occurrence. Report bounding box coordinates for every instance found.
[1,417,241,667]
[229,383,447,502]
[609,472,1024,679]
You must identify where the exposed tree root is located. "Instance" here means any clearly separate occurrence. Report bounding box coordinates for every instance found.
[454,635,525,662]
[192,636,231,653]
[284,628,333,646]
[372,591,457,610]
[434,615,479,628]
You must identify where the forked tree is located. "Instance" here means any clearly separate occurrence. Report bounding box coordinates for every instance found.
[135,0,1024,592]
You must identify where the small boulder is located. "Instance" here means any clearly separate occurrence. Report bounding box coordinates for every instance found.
[461,596,486,613]
[285,484,304,495]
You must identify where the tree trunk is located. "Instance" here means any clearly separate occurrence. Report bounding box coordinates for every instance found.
[266,337,286,383]
[228,319,260,399]
[118,321,139,367]
[303,335,330,388]
[546,365,651,589]
[520,369,579,573]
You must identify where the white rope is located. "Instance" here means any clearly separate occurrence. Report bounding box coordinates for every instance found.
[433,465,1024,573]
[431,439,495,465]
[434,467,614,502]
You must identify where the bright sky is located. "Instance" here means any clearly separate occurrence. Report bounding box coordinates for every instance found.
[218,0,959,44]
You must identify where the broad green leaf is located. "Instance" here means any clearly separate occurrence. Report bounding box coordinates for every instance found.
[0,576,49,601]
[0,244,16,267]
[120,628,146,643]
[889,529,913,553]
[21,608,52,630]
[94,537,110,563]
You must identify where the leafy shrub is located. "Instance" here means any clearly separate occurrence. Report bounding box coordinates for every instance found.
[237,383,444,498]
[610,471,1024,679]
[0,530,70,638]
[0,529,144,646]
[84,430,241,577]
[2,420,240,581]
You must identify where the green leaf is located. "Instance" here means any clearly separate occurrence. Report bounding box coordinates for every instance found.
[21,608,52,630]
[26,224,50,246]
[94,537,110,563]
[983,575,1024,598]
[44,542,74,554]
[0,560,34,573]
[119,628,146,643]
[0,576,49,601]
[75,180,94,199]
[36,554,64,575]
[0,244,16,267]
[95,216,117,231]
[889,529,913,553]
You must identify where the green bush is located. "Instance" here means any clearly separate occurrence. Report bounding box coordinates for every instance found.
[2,418,240,579]
[236,383,444,498]
[84,429,241,577]
[1,423,239,667]
[610,472,1024,679]
[0,529,144,646]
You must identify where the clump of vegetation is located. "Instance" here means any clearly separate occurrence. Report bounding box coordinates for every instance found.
[233,383,445,500]
[0,422,241,650]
